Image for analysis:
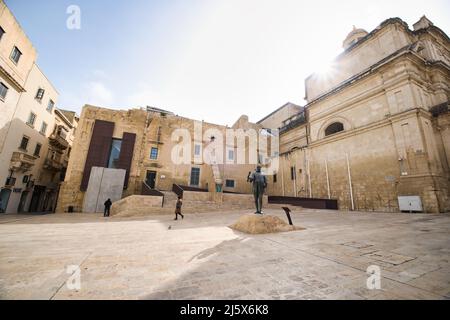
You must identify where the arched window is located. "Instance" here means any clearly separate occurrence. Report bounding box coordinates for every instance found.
[325,122,344,136]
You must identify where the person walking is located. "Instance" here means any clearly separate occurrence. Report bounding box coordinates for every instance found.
[174,196,184,220]
[104,198,112,217]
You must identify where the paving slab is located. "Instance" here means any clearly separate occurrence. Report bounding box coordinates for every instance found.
[0,209,449,299]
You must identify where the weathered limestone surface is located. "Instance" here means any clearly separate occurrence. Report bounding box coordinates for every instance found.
[229,214,304,234]
[1,209,449,300]
[110,192,269,216]
[110,195,163,216]
[222,193,268,207]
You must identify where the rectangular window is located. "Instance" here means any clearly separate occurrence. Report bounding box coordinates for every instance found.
[258,153,264,164]
[194,144,201,156]
[19,136,29,151]
[10,46,22,64]
[0,26,5,41]
[228,149,234,160]
[27,112,36,126]
[47,99,54,112]
[35,88,45,101]
[273,174,277,183]
[107,139,122,169]
[290,166,296,180]
[225,179,235,188]
[34,143,42,157]
[40,122,48,135]
[0,82,8,100]
[190,167,200,186]
[150,147,158,160]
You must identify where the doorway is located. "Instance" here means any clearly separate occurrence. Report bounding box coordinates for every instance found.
[146,170,157,189]
[17,191,29,213]
[0,188,11,213]
[29,185,46,212]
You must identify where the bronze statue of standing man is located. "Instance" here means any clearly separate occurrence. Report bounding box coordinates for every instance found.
[248,165,267,214]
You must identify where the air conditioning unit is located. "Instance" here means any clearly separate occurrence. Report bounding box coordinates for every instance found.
[398,196,423,212]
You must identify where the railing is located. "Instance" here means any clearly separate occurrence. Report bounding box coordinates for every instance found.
[10,151,37,171]
[44,158,63,171]
[268,196,338,210]
[172,184,184,198]
[223,190,244,194]
[141,182,164,196]
[279,112,307,134]
[49,132,69,150]
[141,181,164,207]
[172,184,208,199]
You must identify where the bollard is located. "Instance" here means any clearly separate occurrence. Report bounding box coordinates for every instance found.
[282,207,293,225]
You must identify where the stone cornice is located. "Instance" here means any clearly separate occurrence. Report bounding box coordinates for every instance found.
[307,49,450,115]
[308,108,431,148]
[0,64,26,92]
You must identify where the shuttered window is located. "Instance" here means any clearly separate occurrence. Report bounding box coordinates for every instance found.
[27,112,36,126]
[0,82,8,100]
[190,167,200,186]
[225,179,235,188]
[34,143,42,157]
[10,46,22,64]
[150,147,158,160]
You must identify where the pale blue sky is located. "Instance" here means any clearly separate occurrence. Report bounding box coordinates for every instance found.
[6,0,450,126]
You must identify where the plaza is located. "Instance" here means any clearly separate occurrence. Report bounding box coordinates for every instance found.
[0,208,449,300]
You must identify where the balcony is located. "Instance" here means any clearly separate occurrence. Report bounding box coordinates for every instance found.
[430,102,449,117]
[279,111,307,134]
[10,151,37,172]
[49,129,69,150]
[43,157,63,172]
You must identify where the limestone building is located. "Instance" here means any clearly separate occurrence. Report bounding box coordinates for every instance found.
[0,0,78,213]
[275,16,450,213]
[58,15,449,214]
[56,106,268,213]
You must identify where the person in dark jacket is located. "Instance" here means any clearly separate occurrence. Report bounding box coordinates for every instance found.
[104,198,112,217]
[174,196,184,220]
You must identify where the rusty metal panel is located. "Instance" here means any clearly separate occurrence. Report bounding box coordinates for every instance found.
[268,196,338,210]
[80,120,115,191]
[116,132,136,189]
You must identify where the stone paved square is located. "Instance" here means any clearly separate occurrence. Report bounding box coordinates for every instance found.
[0,209,449,300]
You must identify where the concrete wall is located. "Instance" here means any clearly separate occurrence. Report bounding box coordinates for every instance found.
[82,167,125,213]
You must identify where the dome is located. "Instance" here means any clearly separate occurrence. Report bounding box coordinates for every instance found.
[343,26,369,50]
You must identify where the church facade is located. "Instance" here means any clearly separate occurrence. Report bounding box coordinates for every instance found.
[271,16,450,213]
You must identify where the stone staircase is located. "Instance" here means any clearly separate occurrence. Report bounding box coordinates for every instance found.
[112,189,277,217]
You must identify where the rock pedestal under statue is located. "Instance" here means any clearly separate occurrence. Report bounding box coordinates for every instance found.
[229,214,305,234]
